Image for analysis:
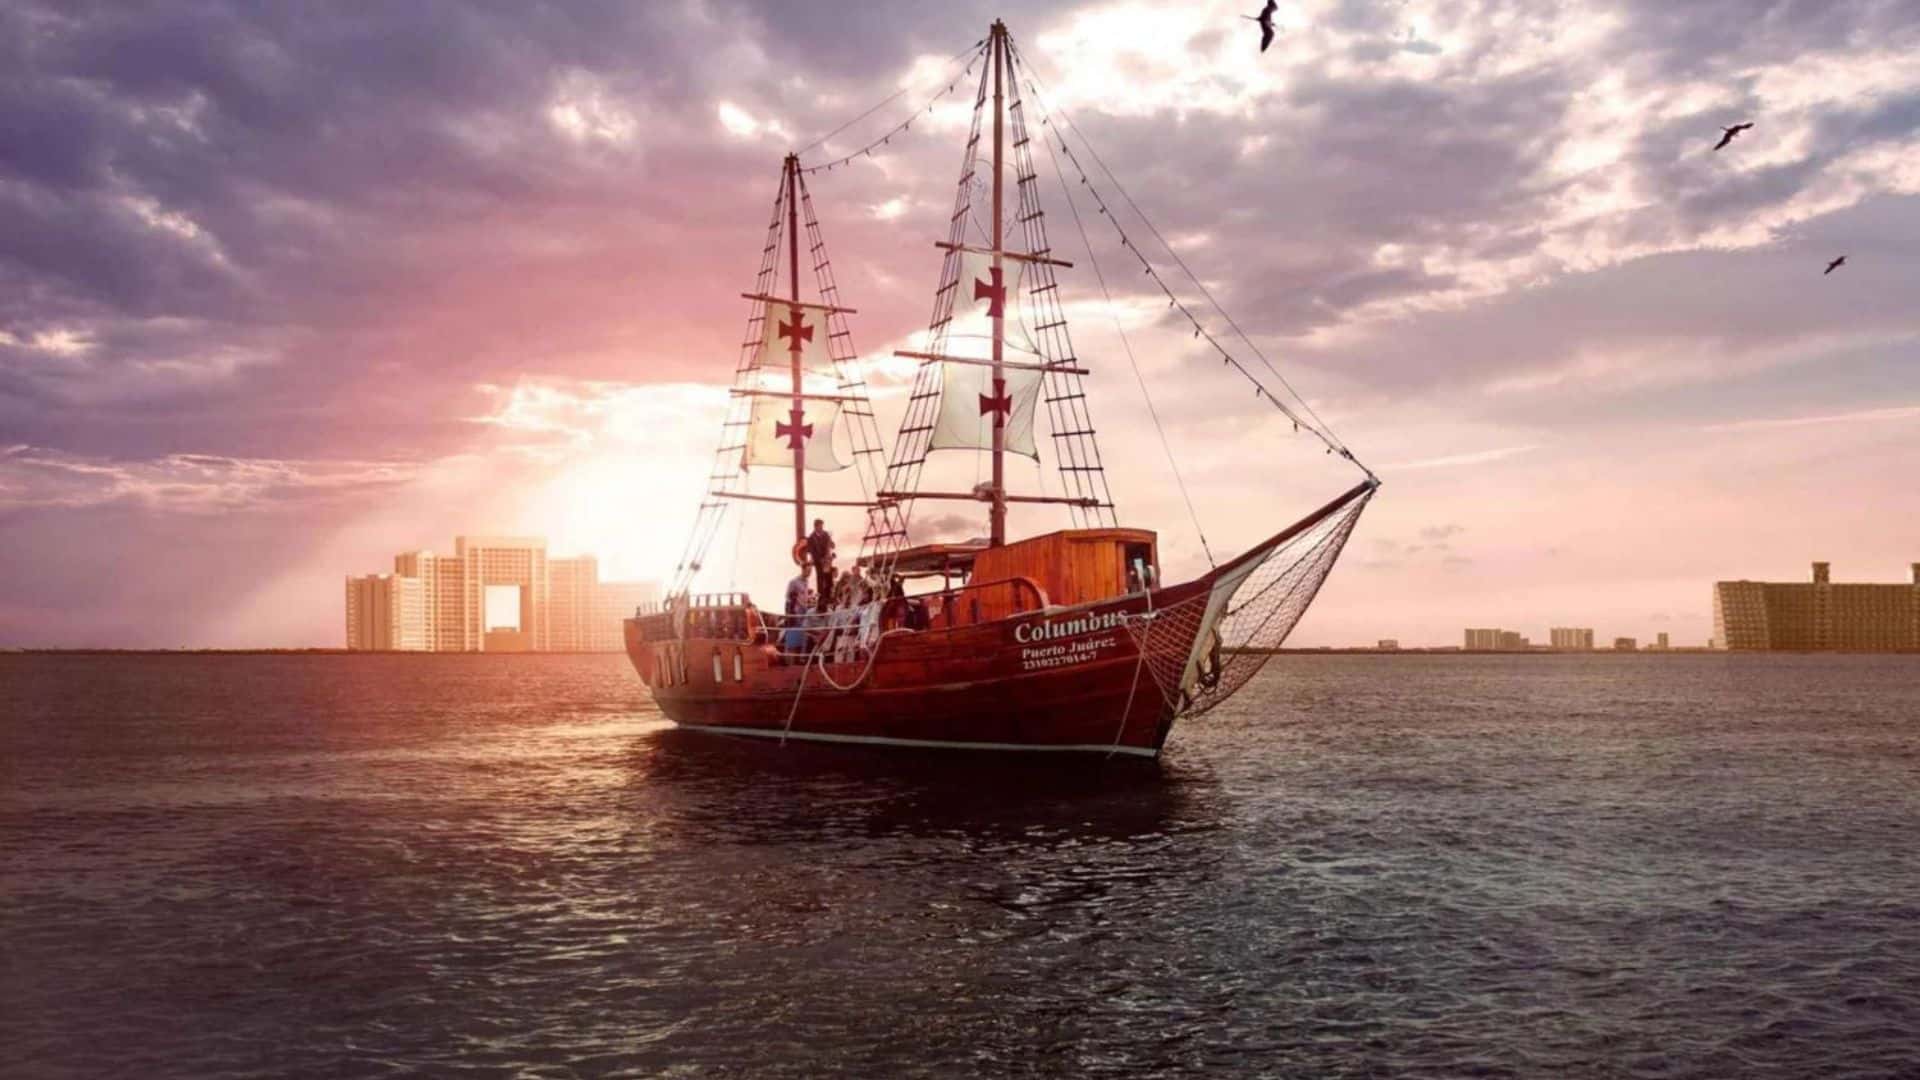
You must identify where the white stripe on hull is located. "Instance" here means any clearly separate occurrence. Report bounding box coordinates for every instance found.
[672,722,1161,758]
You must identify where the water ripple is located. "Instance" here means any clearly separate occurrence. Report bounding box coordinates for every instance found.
[3,652,1920,1077]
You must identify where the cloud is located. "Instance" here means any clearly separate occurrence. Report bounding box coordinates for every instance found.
[1383,445,1539,471]
[907,511,983,544]
[0,444,417,513]
[1703,403,1920,433]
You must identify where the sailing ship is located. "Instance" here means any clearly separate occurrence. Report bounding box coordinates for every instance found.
[626,21,1377,758]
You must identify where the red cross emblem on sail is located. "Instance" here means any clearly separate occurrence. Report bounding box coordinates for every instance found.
[778,310,813,349]
[775,407,813,450]
[972,266,1007,318]
[978,376,1012,421]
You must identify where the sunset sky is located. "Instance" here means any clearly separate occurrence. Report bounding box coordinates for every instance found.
[3,0,1917,649]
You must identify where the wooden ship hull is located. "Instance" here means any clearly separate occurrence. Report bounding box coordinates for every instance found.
[626,483,1372,759]
[626,585,1191,758]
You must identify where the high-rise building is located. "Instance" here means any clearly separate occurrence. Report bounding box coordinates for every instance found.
[345,574,428,651]
[1614,637,1637,651]
[429,555,467,652]
[1465,628,1501,651]
[393,550,439,649]
[1550,627,1595,650]
[455,535,550,651]
[1653,632,1671,650]
[344,536,659,652]
[549,555,600,652]
[1714,562,1920,651]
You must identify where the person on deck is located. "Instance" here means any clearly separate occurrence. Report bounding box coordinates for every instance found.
[806,518,835,613]
[782,564,813,664]
[826,574,857,663]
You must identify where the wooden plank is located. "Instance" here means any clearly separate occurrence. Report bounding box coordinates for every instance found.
[729,389,866,403]
[933,241,1074,268]
[739,293,858,314]
[718,492,890,508]
[892,350,1089,375]
[877,490,1102,507]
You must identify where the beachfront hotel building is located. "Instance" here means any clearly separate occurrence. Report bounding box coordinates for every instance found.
[1713,562,1920,652]
[1464,628,1531,651]
[1550,627,1595,651]
[345,536,658,652]
[344,573,429,652]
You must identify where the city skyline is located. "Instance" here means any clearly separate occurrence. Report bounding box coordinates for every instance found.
[345,534,657,653]
[3,1,1918,648]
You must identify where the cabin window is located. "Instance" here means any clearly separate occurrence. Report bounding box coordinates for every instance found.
[733,648,745,682]
[711,648,723,683]
[1124,542,1155,592]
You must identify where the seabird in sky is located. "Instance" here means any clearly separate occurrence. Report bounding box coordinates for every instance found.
[1243,0,1279,53]
[1713,122,1754,151]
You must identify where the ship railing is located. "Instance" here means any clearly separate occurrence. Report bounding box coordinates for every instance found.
[631,592,759,645]
[885,575,1048,633]
[635,578,1042,660]
[761,603,886,666]
[636,591,749,616]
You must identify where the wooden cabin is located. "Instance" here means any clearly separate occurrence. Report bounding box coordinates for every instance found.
[868,528,1158,626]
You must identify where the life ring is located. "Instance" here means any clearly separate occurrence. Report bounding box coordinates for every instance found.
[791,540,810,567]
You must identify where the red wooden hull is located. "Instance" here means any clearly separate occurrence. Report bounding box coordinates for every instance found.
[628,482,1376,758]
[625,582,1209,758]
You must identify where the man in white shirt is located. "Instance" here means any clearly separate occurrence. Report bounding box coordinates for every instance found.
[782,567,813,663]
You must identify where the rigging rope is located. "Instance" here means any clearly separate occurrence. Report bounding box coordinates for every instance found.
[796,39,989,172]
[1038,116,1217,568]
[1009,40,1375,482]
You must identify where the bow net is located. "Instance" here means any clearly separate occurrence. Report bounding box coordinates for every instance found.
[1125,487,1372,718]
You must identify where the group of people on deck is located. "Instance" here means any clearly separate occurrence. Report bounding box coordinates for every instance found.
[663,518,934,665]
[777,518,895,665]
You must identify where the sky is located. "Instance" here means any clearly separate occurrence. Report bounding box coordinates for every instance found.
[2,0,1917,649]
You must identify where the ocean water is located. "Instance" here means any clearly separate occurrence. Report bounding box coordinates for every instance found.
[2,652,1919,1078]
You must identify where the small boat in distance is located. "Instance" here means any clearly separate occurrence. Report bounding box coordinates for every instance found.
[626,21,1377,758]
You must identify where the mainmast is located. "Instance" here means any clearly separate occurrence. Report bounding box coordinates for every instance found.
[785,152,807,544]
[862,20,1120,585]
[987,20,1008,547]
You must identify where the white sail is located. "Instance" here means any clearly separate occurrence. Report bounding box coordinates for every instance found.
[742,393,848,472]
[754,301,839,377]
[929,361,1041,460]
[946,248,1036,357]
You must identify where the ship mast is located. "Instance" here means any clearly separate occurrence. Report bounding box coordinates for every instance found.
[785,152,806,544]
[988,20,1008,547]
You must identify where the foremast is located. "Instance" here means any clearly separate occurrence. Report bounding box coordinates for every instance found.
[667,159,896,597]
[783,153,806,542]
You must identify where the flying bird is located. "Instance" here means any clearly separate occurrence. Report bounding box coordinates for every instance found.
[1243,0,1279,53]
[1824,255,1846,275]
[1713,122,1754,151]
